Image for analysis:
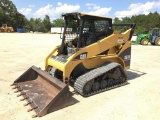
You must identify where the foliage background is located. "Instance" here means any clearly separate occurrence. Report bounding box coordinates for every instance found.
[1,0,160,33]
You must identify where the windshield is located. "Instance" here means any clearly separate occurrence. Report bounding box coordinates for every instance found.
[58,15,80,55]
[64,18,79,42]
[82,19,109,46]
[149,29,153,35]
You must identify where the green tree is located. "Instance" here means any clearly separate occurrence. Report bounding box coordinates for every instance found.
[114,17,121,24]
[43,15,51,32]
[114,12,160,34]
[28,18,35,31]
[51,17,64,27]
[28,17,48,32]
[0,0,28,31]
[33,18,43,32]
[122,17,132,23]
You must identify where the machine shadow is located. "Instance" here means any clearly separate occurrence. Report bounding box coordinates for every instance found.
[69,82,80,103]
[125,69,146,81]
[46,70,146,117]
[71,92,80,103]
[69,68,146,98]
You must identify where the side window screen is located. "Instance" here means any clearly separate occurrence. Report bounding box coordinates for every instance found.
[65,19,79,41]
[94,20,109,32]
[81,19,110,47]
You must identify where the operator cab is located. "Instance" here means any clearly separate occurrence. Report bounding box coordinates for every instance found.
[59,12,113,55]
[149,28,160,36]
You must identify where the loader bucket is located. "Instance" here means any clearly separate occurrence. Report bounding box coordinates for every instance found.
[11,65,74,117]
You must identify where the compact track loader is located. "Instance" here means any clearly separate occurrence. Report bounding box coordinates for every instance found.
[11,12,135,117]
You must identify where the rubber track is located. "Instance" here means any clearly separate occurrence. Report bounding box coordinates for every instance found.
[74,62,128,97]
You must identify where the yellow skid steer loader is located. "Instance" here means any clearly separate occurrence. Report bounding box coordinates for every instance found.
[11,12,135,117]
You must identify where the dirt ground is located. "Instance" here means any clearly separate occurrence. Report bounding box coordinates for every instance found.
[0,33,160,120]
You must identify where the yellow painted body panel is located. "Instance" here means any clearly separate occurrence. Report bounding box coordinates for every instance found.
[45,28,132,82]
[0,24,14,32]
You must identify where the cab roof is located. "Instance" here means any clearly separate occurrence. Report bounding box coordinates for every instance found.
[62,12,112,20]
